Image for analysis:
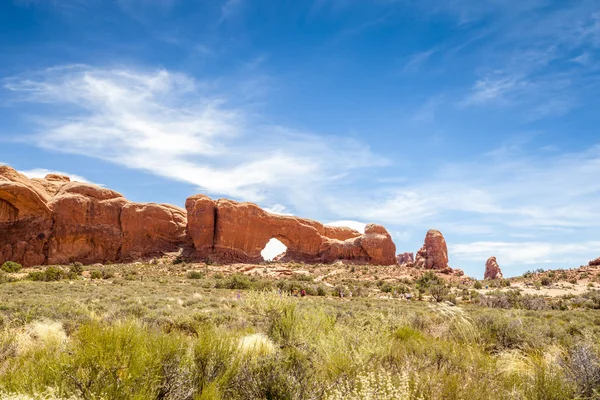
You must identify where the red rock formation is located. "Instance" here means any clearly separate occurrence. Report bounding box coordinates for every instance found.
[397,252,414,265]
[121,203,187,260]
[589,257,600,267]
[185,194,216,259]
[0,166,187,266]
[46,182,127,264]
[186,196,396,265]
[0,167,53,266]
[212,199,326,263]
[453,269,465,277]
[414,229,449,270]
[484,256,503,280]
[0,165,397,267]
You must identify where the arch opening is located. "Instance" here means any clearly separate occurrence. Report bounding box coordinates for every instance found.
[261,238,287,262]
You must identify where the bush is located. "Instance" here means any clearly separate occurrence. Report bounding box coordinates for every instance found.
[1,261,22,273]
[474,281,483,289]
[69,262,84,275]
[541,277,551,286]
[415,271,443,289]
[216,274,252,290]
[429,285,449,302]
[187,271,205,279]
[90,270,103,279]
[28,266,68,282]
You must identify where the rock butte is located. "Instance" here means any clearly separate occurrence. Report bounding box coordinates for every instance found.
[589,257,600,267]
[415,229,450,271]
[0,166,397,267]
[484,256,503,280]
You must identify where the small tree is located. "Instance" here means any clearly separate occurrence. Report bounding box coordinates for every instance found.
[429,285,449,302]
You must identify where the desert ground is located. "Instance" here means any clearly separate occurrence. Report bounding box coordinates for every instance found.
[2,259,600,399]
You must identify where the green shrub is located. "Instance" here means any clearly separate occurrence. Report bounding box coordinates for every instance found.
[415,271,443,289]
[541,277,551,286]
[429,285,449,302]
[216,274,252,290]
[187,271,205,279]
[474,281,483,289]
[27,266,68,282]
[90,270,103,279]
[69,262,83,275]
[1,261,22,273]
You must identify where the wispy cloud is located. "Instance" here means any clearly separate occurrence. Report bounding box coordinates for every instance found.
[3,65,387,205]
[18,168,97,185]
[450,241,600,267]
[219,0,242,24]
[401,50,436,74]
[328,141,600,235]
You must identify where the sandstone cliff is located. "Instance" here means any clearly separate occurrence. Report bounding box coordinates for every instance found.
[1,166,397,267]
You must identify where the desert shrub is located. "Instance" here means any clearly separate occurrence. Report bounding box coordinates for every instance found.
[380,282,394,293]
[392,325,424,342]
[541,276,552,286]
[429,285,449,302]
[415,271,443,289]
[475,313,527,351]
[69,262,83,275]
[520,296,549,311]
[187,271,205,279]
[27,267,68,282]
[473,281,483,289]
[101,268,115,279]
[90,270,103,280]
[561,342,600,397]
[1,262,22,273]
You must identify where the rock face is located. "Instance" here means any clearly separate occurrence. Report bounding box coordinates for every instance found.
[397,252,414,265]
[484,257,503,280]
[0,166,398,267]
[414,229,449,270]
[0,166,187,266]
[186,197,397,265]
[589,257,600,267]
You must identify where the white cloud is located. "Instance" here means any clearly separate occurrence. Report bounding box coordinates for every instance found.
[264,204,292,215]
[401,50,436,74]
[325,220,366,233]
[4,65,386,204]
[18,168,96,185]
[327,142,600,235]
[450,241,600,267]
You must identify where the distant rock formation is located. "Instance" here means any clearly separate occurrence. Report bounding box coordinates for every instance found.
[397,252,414,265]
[414,229,449,271]
[589,257,600,267]
[484,256,503,280]
[1,166,398,267]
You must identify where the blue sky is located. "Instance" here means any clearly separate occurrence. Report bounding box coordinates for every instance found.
[1,0,600,278]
